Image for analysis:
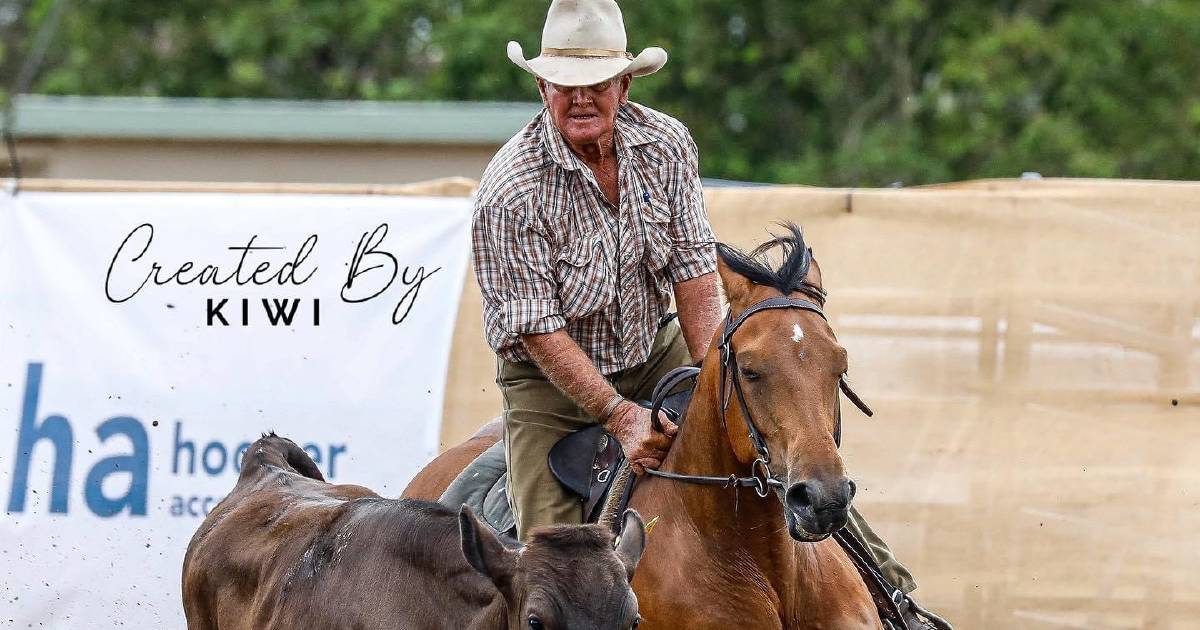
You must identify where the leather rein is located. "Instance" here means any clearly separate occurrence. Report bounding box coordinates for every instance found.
[644,290,874,498]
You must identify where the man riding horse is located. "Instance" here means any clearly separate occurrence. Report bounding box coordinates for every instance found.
[472,0,943,627]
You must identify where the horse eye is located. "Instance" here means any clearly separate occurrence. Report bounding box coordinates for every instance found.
[528,616,544,630]
[741,367,761,381]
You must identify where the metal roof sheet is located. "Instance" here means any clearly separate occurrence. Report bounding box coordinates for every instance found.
[11,95,542,144]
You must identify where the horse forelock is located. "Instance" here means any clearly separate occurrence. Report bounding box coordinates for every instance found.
[717,222,824,302]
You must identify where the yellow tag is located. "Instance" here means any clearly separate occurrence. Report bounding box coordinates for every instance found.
[644,515,660,537]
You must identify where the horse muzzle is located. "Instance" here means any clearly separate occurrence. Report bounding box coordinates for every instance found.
[783,477,856,542]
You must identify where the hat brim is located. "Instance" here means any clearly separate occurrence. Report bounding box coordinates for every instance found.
[507,41,667,86]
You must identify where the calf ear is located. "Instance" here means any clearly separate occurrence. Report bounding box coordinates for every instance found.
[459,506,517,587]
[615,510,647,579]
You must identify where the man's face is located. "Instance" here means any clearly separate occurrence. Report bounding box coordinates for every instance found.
[538,75,631,149]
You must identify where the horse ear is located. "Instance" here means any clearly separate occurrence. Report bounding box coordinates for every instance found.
[614,510,647,580]
[805,252,824,291]
[717,250,752,306]
[459,506,517,587]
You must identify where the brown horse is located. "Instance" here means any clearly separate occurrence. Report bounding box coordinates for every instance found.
[183,432,647,630]
[407,225,882,629]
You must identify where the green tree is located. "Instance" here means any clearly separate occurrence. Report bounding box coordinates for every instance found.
[9,0,1200,185]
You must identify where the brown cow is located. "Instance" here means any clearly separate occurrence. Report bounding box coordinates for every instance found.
[182,433,646,630]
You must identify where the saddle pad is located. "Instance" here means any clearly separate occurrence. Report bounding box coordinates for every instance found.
[438,441,516,536]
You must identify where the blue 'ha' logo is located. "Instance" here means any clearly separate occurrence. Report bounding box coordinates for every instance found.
[7,363,149,517]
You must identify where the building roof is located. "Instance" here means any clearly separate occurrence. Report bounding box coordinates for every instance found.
[11,95,543,144]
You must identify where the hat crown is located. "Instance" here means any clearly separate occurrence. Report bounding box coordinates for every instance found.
[541,0,628,52]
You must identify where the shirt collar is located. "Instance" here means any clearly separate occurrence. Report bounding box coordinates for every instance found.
[540,104,657,171]
[615,104,657,149]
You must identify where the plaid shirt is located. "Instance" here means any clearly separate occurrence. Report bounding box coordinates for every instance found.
[472,102,717,374]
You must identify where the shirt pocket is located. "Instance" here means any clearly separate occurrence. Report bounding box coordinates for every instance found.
[641,193,674,273]
[554,233,613,320]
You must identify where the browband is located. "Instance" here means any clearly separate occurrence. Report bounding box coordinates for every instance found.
[720,296,825,351]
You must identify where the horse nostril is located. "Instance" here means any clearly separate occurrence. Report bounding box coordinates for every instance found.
[846,478,857,500]
[785,482,812,510]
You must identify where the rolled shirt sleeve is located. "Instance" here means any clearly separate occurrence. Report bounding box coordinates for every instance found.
[472,202,566,346]
[664,136,718,283]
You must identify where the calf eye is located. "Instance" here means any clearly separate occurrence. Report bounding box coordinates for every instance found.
[528,616,544,630]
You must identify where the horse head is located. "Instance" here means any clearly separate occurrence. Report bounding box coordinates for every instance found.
[460,507,646,630]
[714,224,859,542]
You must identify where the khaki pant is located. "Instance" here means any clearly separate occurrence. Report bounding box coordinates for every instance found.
[498,321,916,593]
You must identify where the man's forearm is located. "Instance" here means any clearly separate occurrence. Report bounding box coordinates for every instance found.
[674,272,723,362]
[520,329,619,421]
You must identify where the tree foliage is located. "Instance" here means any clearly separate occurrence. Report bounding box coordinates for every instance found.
[6,0,1200,185]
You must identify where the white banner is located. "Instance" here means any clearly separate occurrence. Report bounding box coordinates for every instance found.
[0,190,473,628]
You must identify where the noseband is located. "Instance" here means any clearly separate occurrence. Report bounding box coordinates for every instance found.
[645,290,873,498]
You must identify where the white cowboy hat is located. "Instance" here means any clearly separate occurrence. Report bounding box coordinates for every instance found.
[507,0,668,87]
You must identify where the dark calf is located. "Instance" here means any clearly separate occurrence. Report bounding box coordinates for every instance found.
[182,433,645,630]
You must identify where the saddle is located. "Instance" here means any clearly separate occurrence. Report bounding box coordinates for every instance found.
[438,365,699,536]
[547,365,700,523]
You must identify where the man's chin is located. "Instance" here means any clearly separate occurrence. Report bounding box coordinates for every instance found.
[561,123,607,147]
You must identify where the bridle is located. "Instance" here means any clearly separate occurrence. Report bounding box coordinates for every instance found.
[644,287,873,499]
[639,277,928,630]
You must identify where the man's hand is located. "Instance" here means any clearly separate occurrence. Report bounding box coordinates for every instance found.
[520,330,681,473]
[605,401,680,474]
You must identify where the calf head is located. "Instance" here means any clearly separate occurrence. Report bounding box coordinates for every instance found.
[459,507,645,630]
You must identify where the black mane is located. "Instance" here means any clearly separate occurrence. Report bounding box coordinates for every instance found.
[716,223,824,302]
